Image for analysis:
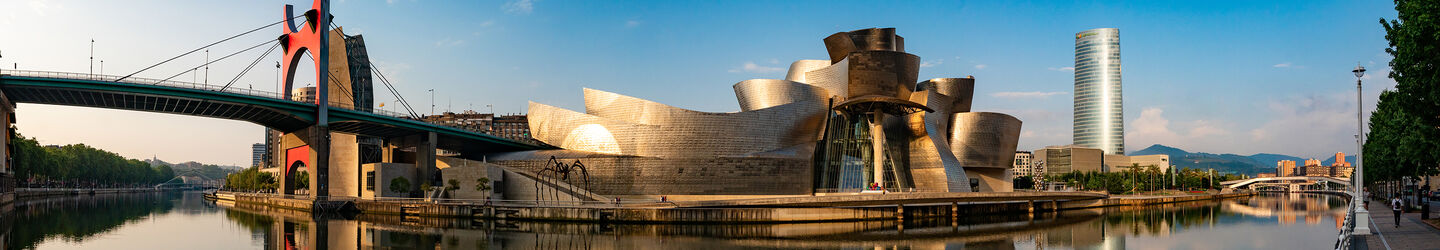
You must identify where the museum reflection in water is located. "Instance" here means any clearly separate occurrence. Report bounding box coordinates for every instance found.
[1,192,1347,249]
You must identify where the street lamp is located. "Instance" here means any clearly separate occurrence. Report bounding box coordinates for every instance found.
[1353,64,1372,235]
[429,89,435,116]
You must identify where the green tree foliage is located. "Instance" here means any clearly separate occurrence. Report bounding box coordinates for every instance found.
[1013,176,1035,190]
[389,176,412,194]
[1382,0,1440,128]
[9,130,173,187]
[1365,90,1440,185]
[1049,167,1240,194]
[1373,1,1440,195]
[223,167,277,192]
[446,179,461,192]
[293,171,309,189]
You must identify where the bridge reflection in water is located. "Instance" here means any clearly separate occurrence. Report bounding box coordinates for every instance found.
[1,192,1347,249]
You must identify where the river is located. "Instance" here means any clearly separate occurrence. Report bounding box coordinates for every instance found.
[0,192,1347,249]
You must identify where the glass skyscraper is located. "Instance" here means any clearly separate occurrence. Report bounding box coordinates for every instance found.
[1073,28,1124,155]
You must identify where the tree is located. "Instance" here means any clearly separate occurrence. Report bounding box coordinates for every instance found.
[389,177,412,195]
[475,177,492,200]
[1013,176,1035,190]
[1365,90,1440,197]
[1379,0,1440,198]
[1382,0,1440,128]
[293,171,310,189]
[154,165,175,184]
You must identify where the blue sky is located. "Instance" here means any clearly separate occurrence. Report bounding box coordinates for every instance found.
[0,0,1399,166]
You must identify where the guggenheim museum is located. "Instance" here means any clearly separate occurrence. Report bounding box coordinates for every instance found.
[489,28,1022,197]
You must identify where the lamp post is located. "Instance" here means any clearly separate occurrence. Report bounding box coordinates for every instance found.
[428,89,435,116]
[89,39,94,79]
[1352,65,1372,235]
[275,61,281,95]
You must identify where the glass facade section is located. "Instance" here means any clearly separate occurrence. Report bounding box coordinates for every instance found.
[1073,28,1124,155]
[813,111,913,192]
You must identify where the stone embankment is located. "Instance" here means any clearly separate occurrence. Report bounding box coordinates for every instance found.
[214,191,1253,223]
[16,187,189,199]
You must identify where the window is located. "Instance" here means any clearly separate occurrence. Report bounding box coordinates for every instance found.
[366,171,376,191]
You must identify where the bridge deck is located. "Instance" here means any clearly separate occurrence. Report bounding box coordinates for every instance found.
[0,70,551,154]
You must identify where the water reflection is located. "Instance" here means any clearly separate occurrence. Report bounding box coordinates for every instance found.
[0,192,1347,249]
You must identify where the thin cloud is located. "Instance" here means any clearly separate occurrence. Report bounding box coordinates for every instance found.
[1048,66,1074,71]
[435,38,464,47]
[991,91,1067,98]
[974,64,988,70]
[503,0,535,15]
[1272,62,1306,69]
[728,62,783,74]
[625,20,641,28]
[920,59,944,68]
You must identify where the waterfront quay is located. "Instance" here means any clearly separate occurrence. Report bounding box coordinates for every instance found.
[212,190,1252,223]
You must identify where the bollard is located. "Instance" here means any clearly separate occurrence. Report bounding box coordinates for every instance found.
[1425,202,1432,220]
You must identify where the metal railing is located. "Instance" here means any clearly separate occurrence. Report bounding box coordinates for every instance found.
[814,187,919,194]
[1,69,286,99]
[1,70,545,146]
[1335,200,1357,250]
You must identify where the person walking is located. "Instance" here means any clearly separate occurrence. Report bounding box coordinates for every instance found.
[1392,194,1405,227]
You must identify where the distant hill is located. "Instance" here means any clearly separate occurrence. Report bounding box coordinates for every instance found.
[1129,144,1326,176]
[143,158,241,180]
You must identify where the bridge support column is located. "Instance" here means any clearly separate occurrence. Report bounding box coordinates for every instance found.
[311,126,330,199]
[418,131,437,187]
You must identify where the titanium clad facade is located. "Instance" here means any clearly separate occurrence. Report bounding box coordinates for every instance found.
[904,90,969,191]
[500,28,1025,196]
[733,79,832,112]
[949,112,1023,169]
[784,60,833,83]
[1074,28,1125,155]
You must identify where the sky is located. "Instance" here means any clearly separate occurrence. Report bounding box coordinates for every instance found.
[0,0,1402,167]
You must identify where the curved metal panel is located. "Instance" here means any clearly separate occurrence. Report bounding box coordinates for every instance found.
[846,28,899,52]
[803,58,849,99]
[823,32,858,63]
[535,90,828,158]
[846,50,920,100]
[949,112,1023,169]
[784,60,833,83]
[904,90,969,192]
[917,77,975,113]
[733,79,830,112]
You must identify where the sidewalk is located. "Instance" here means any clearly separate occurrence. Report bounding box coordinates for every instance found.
[1357,199,1440,250]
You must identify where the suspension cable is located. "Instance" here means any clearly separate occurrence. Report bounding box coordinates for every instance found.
[333,24,421,119]
[157,40,277,85]
[220,42,281,92]
[119,14,303,82]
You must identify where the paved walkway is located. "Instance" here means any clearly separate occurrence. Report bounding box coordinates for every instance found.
[1358,199,1440,250]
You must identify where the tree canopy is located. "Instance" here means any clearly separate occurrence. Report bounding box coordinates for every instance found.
[1368,0,1440,186]
[10,130,175,187]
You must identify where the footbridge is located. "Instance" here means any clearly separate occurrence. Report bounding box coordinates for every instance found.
[1221,176,1351,190]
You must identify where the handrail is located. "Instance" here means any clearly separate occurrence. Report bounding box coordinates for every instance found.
[0,70,543,146]
[1334,201,1357,250]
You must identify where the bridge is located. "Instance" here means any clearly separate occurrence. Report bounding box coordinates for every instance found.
[0,0,553,202]
[0,70,545,154]
[1220,176,1351,191]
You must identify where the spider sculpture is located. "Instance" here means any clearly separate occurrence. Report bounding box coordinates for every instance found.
[534,156,591,201]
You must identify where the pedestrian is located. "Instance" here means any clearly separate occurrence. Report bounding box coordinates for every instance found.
[1392,194,1404,227]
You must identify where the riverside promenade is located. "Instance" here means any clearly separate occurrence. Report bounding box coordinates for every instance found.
[213,190,1253,223]
[1358,198,1440,250]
